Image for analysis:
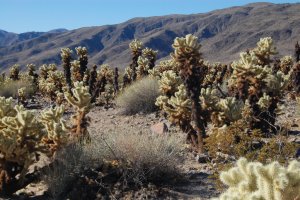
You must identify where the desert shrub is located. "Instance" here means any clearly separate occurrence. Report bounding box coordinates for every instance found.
[43,144,85,199]
[43,129,184,198]
[0,79,35,98]
[93,129,184,185]
[116,76,160,114]
[205,118,299,191]
[205,120,298,164]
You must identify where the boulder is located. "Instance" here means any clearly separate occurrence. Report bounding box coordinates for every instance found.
[150,122,168,134]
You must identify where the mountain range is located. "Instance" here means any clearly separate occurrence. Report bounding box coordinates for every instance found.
[0,2,300,71]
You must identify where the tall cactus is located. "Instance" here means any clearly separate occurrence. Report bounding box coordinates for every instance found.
[129,39,143,82]
[88,65,97,95]
[142,47,158,70]
[171,34,208,153]
[75,46,88,80]
[295,41,300,62]
[114,67,119,94]
[9,64,20,81]
[61,48,73,92]
[64,82,91,140]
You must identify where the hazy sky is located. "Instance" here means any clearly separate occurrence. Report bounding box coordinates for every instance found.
[1,0,299,33]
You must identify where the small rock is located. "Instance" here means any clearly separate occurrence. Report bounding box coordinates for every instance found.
[149,113,156,119]
[196,153,209,163]
[150,122,168,134]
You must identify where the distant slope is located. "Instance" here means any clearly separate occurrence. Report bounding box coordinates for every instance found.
[0,2,300,71]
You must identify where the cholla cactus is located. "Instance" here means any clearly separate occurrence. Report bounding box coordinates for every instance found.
[171,34,208,153]
[228,37,288,132]
[199,87,244,127]
[200,87,220,110]
[61,48,73,92]
[129,39,143,81]
[83,69,90,86]
[103,84,114,105]
[98,64,114,83]
[203,63,231,88]
[9,64,20,80]
[55,92,64,105]
[123,66,133,86]
[149,59,179,78]
[75,46,88,80]
[26,64,38,85]
[295,41,300,62]
[48,64,57,71]
[292,62,300,94]
[0,97,16,119]
[136,56,150,79]
[91,64,114,103]
[215,158,300,200]
[39,64,57,80]
[279,55,293,74]
[216,97,244,124]
[64,81,91,140]
[88,65,97,95]
[159,70,183,96]
[142,47,158,70]
[39,64,49,79]
[40,106,68,153]
[156,84,191,129]
[17,87,26,106]
[0,73,5,82]
[39,70,66,101]
[253,37,277,65]
[114,67,119,94]
[0,98,69,194]
[71,60,81,82]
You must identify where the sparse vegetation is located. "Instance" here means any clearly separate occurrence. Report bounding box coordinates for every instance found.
[44,129,184,199]
[0,30,299,199]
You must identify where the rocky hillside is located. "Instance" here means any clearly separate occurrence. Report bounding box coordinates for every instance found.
[0,2,300,70]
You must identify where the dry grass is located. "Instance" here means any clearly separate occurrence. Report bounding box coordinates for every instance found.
[42,144,86,199]
[90,129,185,185]
[0,79,35,98]
[43,128,184,198]
[116,77,160,115]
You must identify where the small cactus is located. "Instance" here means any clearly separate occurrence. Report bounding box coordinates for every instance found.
[64,82,91,140]
[9,64,20,81]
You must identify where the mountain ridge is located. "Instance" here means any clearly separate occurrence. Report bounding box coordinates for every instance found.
[0,2,300,71]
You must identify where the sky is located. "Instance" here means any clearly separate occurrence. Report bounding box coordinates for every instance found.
[1,0,299,33]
